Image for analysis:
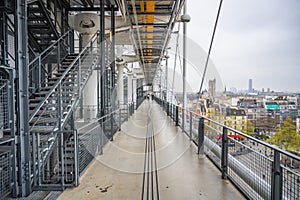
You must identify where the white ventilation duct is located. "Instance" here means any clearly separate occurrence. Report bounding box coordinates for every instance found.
[69,13,99,121]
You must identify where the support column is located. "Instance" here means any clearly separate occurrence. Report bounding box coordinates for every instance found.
[69,13,100,120]
[116,62,124,105]
[133,77,137,106]
[110,4,116,110]
[160,68,163,100]
[128,72,133,103]
[100,0,105,116]
[15,0,31,196]
[82,34,97,121]
[165,52,169,102]
[83,71,97,121]
[182,2,187,130]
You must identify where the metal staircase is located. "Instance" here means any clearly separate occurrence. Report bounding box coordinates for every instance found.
[28,32,100,189]
[27,0,60,52]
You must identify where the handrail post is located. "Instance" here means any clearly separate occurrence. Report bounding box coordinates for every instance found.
[119,108,121,131]
[67,31,70,54]
[58,83,62,130]
[127,104,129,120]
[100,121,104,154]
[271,150,282,200]
[74,130,79,186]
[110,113,114,141]
[189,112,192,141]
[198,117,204,154]
[171,104,173,119]
[167,102,169,116]
[173,104,175,120]
[221,127,228,179]
[37,57,41,91]
[57,41,61,69]
[132,103,134,114]
[78,56,81,96]
[175,105,179,126]
[131,103,134,115]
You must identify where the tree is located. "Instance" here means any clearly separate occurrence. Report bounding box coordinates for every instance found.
[268,117,300,152]
[243,120,254,136]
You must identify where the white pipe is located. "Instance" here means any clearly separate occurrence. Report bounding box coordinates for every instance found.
[133,78,137,104]
[127,72,133,103]
[203,136,271,199]
[116,62,124,105]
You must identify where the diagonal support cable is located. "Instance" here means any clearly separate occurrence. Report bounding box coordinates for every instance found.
[198,0,224,94]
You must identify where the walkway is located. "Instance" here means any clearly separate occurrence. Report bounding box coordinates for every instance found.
[58,100,244,200]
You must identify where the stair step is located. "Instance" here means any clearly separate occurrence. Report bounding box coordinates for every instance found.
[61,86,77,90]
[30,126,58,133]
[30,98,44,103]
[46,81,56,85]
[63,159,75,165]
[63,153,75,158]
[61,61,74,64]
[30,117,58,124]
[40,86,53,91]
[29,110,57,116]
[29,103,45,108]
[57,73,78,78]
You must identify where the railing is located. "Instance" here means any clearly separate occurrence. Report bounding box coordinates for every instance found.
[154,97,300,200]
[28,30,71,94]
[77,102,135,176]
[29,31,98,124]
[118,102,135,124]
[30,31,100,188]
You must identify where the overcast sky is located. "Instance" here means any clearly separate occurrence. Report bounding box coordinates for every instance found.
[186,0,300,92]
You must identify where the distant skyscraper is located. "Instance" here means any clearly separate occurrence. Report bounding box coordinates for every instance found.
[248,79,253,93]
[208,78,216,98]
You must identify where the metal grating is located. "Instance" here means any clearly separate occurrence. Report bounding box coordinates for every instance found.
[0,74,9,132]
[227,138,272,199]
[0,150,11,198]
[8,33,15,68]
[282,159,300,199]
[78,124,105,174]
[78,110,123,175]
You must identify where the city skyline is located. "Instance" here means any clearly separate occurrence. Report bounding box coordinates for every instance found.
[187,0,300,93]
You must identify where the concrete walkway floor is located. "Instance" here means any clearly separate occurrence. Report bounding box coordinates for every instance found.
[58,100,244,200]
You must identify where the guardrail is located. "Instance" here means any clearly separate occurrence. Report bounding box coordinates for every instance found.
[77,102,135,176]
[154,96,300,200]
[30,31,99,189]
[28,30,71,94]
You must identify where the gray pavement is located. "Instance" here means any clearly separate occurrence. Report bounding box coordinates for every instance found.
[58,100,244,200]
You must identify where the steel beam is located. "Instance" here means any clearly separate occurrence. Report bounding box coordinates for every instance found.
[15,0,31,196]
[0,4,8,66]
[133,11,172,16]
[182,2,187,130]
[100,0,105,117]
[111,5,116,110]
[271,150,283,200]
[67,6,118,12]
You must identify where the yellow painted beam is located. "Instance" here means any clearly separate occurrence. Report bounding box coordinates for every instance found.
[146,1,155,60]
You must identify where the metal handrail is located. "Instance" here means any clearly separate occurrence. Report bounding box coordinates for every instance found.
[28,30,71,66]
[156,97,300,200]
[29,31,99,122]
[165,100,300,161]
[34,33,99,166]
